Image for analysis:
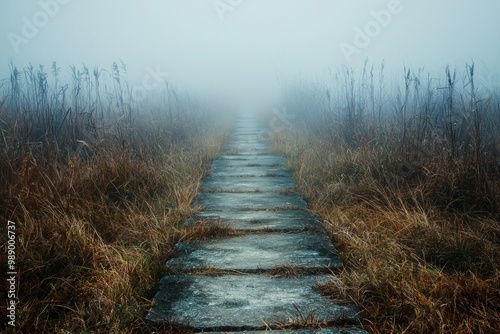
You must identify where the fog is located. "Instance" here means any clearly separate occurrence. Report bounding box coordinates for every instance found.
[1,0,499,106]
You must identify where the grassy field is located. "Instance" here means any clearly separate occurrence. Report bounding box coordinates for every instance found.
[2,60,499,333]
[0,63,233,333]
[271,62,500,333]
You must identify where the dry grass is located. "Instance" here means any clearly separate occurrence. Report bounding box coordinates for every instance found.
[178,220,242,242]
[267,264,307,278]
[274,135,500,333]
[0,63,233,333]
[271,63,500,333]
[265,304,326,330]
[272,133,500,333]
[324,206,499,333]
[266,304,357,331]
[1,148,219,333]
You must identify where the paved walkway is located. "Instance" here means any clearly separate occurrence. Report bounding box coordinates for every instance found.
[147,116,366,333]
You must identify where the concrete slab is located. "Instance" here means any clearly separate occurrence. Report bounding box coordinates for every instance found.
[231,125,263,131]
[230,132,264,139]
[194,210,322,231]
[201,176,294,193]
[224,142,269,151]
[210,160,283,169]
[220,153,285,161]
[205,329,368,334]
[231,125,263,130]
[221,150,273,156]
[228,136,265,142]
[146,275,359,331]
[212,155,286,167]
[167,232,342,271]
[227,132,264,138]
[194,192,308,211]
[209,166,291,178]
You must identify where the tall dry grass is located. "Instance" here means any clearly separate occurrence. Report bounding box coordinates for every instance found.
[272,62,500,333]
[0,62,233,333]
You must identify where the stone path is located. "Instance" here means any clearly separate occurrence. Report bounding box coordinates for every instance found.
[146,116,367,333]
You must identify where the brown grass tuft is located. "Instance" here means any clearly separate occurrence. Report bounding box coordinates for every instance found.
[178,220,242,242]
[267,264,307,278]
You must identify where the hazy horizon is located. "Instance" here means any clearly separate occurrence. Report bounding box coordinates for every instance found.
[1,0,499,106]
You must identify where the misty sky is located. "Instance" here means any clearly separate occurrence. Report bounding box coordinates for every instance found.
[1,0,499,104]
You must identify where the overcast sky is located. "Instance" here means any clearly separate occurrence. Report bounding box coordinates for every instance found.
[1,0,499,104]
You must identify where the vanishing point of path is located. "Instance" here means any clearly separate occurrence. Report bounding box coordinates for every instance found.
[146,116,367,333]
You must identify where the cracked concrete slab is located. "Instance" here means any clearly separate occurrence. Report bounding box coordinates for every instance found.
[212,155,286,167]
[224,142,269,151]
[194,192,308,211]
[221,153,285,161]
[167,232,342,271]
[201,176,294,193]
[194,210,322,231]
[209,165,292,178]
[146,275,359,331]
